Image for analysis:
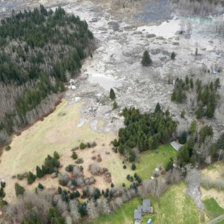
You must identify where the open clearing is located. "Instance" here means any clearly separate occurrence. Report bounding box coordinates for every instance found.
[202,162,224,182]
[135,144,177,180]
[94,182,200,224]
[0,100,115,201]
[0,98,176,202]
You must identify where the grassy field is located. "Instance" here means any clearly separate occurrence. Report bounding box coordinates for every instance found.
[0,100,116,201]
[136,144,177,180]
[94,182,200,224]
[0,98,177,202]
[203,198,224,218]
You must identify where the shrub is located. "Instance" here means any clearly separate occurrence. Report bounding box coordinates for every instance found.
[171,52,176,60]
[80,143,86,149]
[110,88,116,100]
[65,164,73,172]
[27,172,36,185]
[38,183,44,190]
[5,145,11,151]
[111,183,114,188]
[141,50,152,66]
[131,164,136,170]
[15,183,25,196]
[72,152,78,161]
[113,101,118,110]
[123,165,127,169]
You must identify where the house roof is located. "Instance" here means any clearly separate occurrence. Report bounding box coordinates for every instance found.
[170,141,183,151]
[134,209,142,220]
[142,199,150,212]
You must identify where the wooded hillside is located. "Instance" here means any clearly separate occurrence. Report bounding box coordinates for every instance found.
[0,5,94,145]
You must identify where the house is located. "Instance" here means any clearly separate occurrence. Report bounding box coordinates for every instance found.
[142,199,150,213]
[134,208,142,224]
[134,199,152,223]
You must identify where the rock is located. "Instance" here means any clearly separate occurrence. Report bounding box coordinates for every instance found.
[172,42,179,46]
[89,177,95,184]
[147,34,156,38]
[51,172,58,178]
[108,21,120,31]
[151,49,161,55]
[71,146,79,151]
[75,158,84,164]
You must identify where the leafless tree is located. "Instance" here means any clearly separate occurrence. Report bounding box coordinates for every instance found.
[87,200,99,220]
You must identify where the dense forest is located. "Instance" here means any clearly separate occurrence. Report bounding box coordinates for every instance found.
[113,104,177,161]
[0,5,94,145]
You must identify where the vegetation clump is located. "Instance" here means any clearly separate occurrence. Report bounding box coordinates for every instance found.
[141,50,152,66]
[113,103,176,161]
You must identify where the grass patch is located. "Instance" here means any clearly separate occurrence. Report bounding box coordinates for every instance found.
[203,197,224,218]
[94,182,200,224]
[94,197,142,224]
[136,144,177,180]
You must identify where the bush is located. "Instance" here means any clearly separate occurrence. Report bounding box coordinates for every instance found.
[113,101,118,109]
[80,143,86,149]
[15,183,25,196]
[171,52,176,60]
[123,165,127,169]
[5,145,11,151]
[38,183,44,190]
[141,50,152,66]
[110,88,116,100]
[72,152,78,160]
[131,164,136,170]
[111,183,114,188]
[65,164,73,172]
[27,172,36,185]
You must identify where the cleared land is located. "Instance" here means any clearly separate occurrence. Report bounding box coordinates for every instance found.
[0,100,116,201]
[94,182,200,224]
[0,98,177,201]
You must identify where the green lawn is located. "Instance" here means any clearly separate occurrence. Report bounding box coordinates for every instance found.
[94,182,200,224]
[136,144,177,180]
[203,198,224,218]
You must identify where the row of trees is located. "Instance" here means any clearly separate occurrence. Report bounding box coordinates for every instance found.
[113,103,177,161]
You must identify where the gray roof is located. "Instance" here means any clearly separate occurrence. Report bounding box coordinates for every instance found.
[142,199,150,213]
[134,209,142,221]
[137,205,142,212]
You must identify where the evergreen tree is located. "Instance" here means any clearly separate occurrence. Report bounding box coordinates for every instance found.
[109,88,116,100]
[15,183,25,196]
[141,50,152,66]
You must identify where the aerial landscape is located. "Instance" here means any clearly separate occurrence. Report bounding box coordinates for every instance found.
[0,0,223,223]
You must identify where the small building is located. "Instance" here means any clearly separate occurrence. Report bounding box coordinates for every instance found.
[134,208,142,224]
[170,141,183,151]
[147,218,152,224]
[142,199,151,213]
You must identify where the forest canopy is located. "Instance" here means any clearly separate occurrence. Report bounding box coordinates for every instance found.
[113,104,177,161]
[0,5,94,145]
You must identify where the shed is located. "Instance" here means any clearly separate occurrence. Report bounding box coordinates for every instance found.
[147,218,152,224]
[134,208,142,222]
[142,199,151,213]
